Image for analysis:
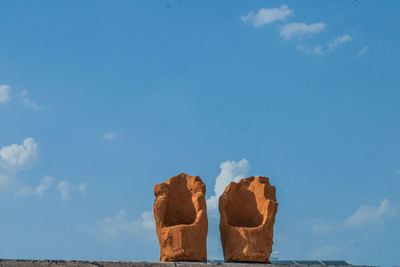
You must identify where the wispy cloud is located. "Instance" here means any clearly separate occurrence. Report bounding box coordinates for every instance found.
[241,6,357,55]
[79,182,88,193]
[0,172,14,191]
[15,176,54,196]
[311,199,396,235]
[57,181,71,201]
[20,90,44,111]
[35,176,54,195]
[0,85,44,110]
[0,138,84,199]
[328,35,352,51]
[296,44,324,55]
[344,199,396,227]
[95,209,155,240]
[297,35,352,55]
[357,46,369,56]
[241,5,293,27]
[0,85,11,103]
[280,22,326,40]
[57,180,87,201]
[206,159,250,210]
[279,200,397,262]
[102,131,118,141]
[312,223,334,234]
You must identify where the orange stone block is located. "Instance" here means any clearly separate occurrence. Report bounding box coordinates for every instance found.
[219,176,278,263]
[153,173,208,262]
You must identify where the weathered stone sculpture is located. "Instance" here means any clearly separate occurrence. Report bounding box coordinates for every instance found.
[219,176,278,263]
[153,173,208,262]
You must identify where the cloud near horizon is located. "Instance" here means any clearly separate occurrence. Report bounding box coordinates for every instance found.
[344,199,396,227]
[95,209,156,240]
[311,199,397,236]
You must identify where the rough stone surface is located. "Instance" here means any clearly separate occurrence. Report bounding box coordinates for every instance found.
[153,173,208,262]
[219,176,278,263]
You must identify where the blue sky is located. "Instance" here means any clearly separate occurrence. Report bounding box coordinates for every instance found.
[1,1,400,266]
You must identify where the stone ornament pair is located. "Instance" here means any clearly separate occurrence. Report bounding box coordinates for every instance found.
[153,173,278,263]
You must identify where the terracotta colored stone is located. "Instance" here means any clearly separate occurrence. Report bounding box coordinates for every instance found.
[219,176,278,263]
[153,173,208,262]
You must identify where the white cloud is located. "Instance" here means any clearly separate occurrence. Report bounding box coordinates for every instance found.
[20,90,44,111]
[78,182,88,193]
[297,35,352,55]
[0,138,39,170]
[0,172,14,191]
[15,176,54,196]
[344,199,396,227]
[280,22,326,40]
[57,180,71,201]
[0,85,43,110]
[312,223,334,234]
[309,245,343,259]
[297,44,324,54]
[0,138,84,199]
[140,210,155,230]
[328,35,352,51]
[313,45,324,54]
[35,176,54,195]
[57,180,88,201]
[0,138,55,198]
[102,131,117,140]
[357,46,369,56]
[206,159,250,210]
[0,138,40,192]
[311,199,397,235]
[296,44,306,51]
[96,209,155,240]
[241,5,293,27]
[0,85,11,103]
